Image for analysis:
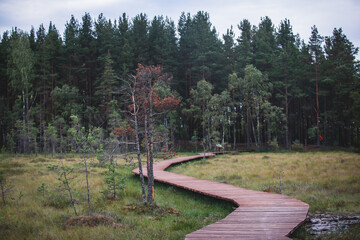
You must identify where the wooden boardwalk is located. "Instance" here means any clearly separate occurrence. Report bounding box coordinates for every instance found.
[132,153,309,239]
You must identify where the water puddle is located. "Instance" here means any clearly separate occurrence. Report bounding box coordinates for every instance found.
[304,214,360,235]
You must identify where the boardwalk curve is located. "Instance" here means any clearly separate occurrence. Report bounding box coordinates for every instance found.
[132,153,309,239]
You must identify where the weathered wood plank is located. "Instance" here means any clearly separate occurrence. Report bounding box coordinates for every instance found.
[132,153,309,239]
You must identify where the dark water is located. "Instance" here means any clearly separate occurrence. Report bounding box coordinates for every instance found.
[304,214,360,235]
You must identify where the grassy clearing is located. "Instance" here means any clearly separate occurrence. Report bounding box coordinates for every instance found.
[169,152,360,215]
[0,153,234,240]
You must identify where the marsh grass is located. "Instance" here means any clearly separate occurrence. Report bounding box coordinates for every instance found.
[170,152,360,238]
[169,152,360,215]
[0,153,234,240]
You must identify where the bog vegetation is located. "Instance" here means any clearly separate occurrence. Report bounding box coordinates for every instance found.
[0,153,235,240]
[169,151,360,239]
[170,152,360,214]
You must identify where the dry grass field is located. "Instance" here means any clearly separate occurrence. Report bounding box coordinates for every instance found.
[170,152,360,215]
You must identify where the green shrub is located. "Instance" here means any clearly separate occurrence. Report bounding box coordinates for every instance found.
[291,140,304,151]
[43,191,70,209]
[268,138,279,151]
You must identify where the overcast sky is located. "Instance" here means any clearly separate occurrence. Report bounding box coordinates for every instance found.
[1,0,359,53]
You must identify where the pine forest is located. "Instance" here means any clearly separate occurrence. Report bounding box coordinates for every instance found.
[1,11,359,155]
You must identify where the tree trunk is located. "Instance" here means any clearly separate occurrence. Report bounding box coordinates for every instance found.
[84,151,91,204]
[52,141,55,157]
[22,90,26,153]
[233,116,236,149]
[147,88,155,203]
[132,91,147,203]
[59,124,63,154]
[267,118,271,143]
[316,64,320,146]
[246,106,251,149]
[113,165,116,199]
[222,122,225,146]
[251,116,258,149]
[324,96,327,146]
[256,105,261,148]
[125,135,129,155]
[61,161,77,216]
[285,87,289,148]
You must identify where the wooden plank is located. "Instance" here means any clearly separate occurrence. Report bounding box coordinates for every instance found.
[132,153,309,240]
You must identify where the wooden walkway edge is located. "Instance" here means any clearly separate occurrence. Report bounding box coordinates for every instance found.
[132,153,309,239]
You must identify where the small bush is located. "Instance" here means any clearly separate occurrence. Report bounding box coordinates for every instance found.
[101,163,125,200]
[291,140,304,151]
[43,192,70,209]
[268,138,279,151]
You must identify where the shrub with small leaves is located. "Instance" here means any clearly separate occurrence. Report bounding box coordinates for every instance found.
[101,163,125,200]
[268,138,279,151]
[0,173,13,205]
[37,182,48,198]
[46,164,59,170]
[291,140,304,151]
[46,161,78,215]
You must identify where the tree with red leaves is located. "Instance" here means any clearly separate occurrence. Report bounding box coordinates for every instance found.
[130,64,180,203]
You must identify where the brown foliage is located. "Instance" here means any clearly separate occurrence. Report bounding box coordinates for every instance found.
[112,125,135,137]
[153,93,181,111]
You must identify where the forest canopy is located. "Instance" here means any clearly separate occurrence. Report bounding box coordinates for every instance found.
[0,11,359,154]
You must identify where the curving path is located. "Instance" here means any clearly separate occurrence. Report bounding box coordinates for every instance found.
[132,153,309,239]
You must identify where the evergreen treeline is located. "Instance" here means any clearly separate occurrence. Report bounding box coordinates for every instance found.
[0,11,359,154]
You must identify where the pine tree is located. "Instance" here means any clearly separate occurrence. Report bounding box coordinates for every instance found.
[51,84,81,123]
[274,19,299,148]
[252,16,277,74]
[95,51,118,122]
[78,13,95,111]
[148,16,167,66]
[223,26,236,73]
[133,64,178,202]
[236,19,253,74]
[131,13,149,67]
[0,31,11,149]
[324,28,359,146]
[309,25,324,146]
[64,15,80,86]
[163,18,179,77]
[7,30,35,153]
[178,12,194,97]
[178,12,224,96]
[94,13,115,81]
[114,13,133,78]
